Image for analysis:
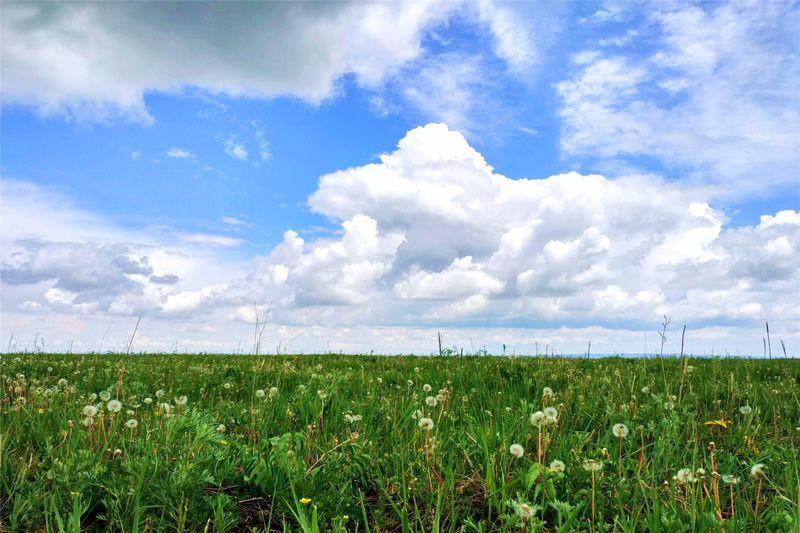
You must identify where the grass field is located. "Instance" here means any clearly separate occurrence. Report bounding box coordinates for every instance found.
[2,354,799,532]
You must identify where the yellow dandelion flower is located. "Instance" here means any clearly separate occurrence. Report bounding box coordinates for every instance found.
[300,497,312,504]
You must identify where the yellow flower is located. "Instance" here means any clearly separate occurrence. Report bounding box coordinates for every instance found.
[343,515,349,521]
[300,497,311,505]
[704,419,730,429]
[37,407,45,414]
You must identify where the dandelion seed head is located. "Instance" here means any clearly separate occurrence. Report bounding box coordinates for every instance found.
[83,405,98,417]
[126,419,138,429]
[739,405,752,415]
[673,468,696,484]
[255,389,265,398]
[750,463,766,479]
[583,459,603,473]
[530,410,546,427]
[423,384,432,393]
[549,459,566,473]
[418,417,434,431]
[509,444,524,458]
[106,399,122,413]
[612,423,629,438]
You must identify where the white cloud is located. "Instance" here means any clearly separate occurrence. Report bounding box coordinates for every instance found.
[0,2,459,122]
[166,148,195,160]
[2,125,798,354]
[223,135,248,162]
[0,1,553,132]
[179,233,244,248]
[557,2,800,195]
[220,216,253,228]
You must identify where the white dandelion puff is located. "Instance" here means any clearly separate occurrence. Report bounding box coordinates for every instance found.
[509,444,524,458]
[750,463,766,479]
[418,417,434,431]
[612,423,629,438]
[549,460,566,473]
[106,399,122,413]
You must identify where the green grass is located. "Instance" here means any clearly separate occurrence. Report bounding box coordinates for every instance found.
[2,354,799,531]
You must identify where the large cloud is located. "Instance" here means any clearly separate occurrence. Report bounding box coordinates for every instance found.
[0,1,542,124]
[557,2,800,194]
[2,125,798,354]
[245,124,799,339]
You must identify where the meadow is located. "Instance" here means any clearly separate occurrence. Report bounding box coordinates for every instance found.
[1,353,798,532]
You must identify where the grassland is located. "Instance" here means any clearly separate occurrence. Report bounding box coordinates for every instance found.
[2,354,799,532]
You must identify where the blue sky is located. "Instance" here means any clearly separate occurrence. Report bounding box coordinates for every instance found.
[1,1,798,355]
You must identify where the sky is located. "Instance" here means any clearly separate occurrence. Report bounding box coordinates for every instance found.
[1,1,798,356]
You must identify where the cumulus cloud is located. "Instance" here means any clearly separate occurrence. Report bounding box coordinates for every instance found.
[2,126,798,354]
[242,124,798,342]
[0,180,246,319]
[557,2,800,194]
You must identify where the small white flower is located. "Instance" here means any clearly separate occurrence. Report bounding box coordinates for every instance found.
[216,424,226,433]
[542,387,555,399]
[739,405,752,415]
[722,474,739,485]
[641,386,650,394]
[549,459,566,473]
[406,380,414,387]
[750,463,766,479]
[106,399,122,413]
[83,405,98,417]
[543,406,558,421]
[269,387,278,399]
[143,397,153,405]
[425,395,438,407]
[58,378,68,387]
[344,414,362,423]
[125,419,138,429]
[411,409,423,420]
[175,395,188,406]
[517,502,534,520]
[423,384,432,393]
[612,423,629,438]
[159,402,171,413]
[418,417,434,431]
[99,391,111,402]
[156,389,166,398]
[255,389,265,399]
